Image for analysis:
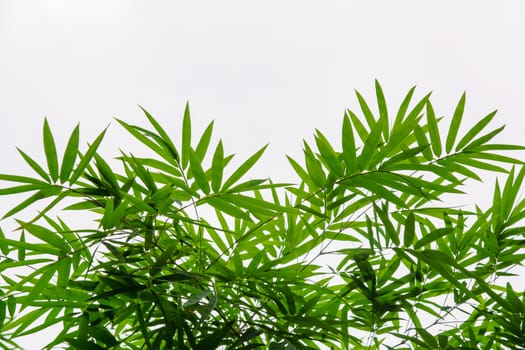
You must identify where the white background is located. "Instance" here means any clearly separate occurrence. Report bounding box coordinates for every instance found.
[1,1,524,348]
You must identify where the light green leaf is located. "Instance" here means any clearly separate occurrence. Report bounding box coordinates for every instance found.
[222,144,268,190]
[43,118,59,182]
[455,110,497,151]
[181,102,192,169]
[139,105,180,163]
[445,92,466,153]
[315,130,343,177]
[59,124,80,183]
[342,113,358,173]
[211,140,224,193]
[195,120,214,161]
[189,149,210,194]
[16,148,50,182]
[426,100,442,157]
[69,127,107,184]
[375,79,389,139]
[358,116,384,170]
[414,227,454,249]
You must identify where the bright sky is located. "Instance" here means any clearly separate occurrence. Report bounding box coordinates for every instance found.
[1,1,524,348]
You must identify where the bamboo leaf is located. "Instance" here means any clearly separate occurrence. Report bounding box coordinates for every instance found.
[455,110,497,151]
[358,117,383,170]
[222,144,268,190]
[189,148,210,194]
[43,118,59,182]
[211,140,224,193]
[16,148,50,182]
[69,128,107,184]
[315,130,344,177]
[342,113,358,173]
[59,124,80,183]
[195,120,214,161]
[182,102,192,169]
[445,92,466,153]
[426,100,442,157]
[414,227,454,249]
[404,211,415,247]
[375,79,389,139]
[139,105,180,163]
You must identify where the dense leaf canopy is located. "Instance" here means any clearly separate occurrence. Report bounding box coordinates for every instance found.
[1,82,525,349]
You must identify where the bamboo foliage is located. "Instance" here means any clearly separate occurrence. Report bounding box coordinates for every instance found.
[1,82,525,349]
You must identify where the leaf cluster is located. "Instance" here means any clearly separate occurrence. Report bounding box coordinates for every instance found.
[1,82,525,349]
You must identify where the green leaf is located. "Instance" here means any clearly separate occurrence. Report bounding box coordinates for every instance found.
[139,105,180,163]
[65,338,104,350]
[16,148,50,182]
[315,130,344,177]
[375,79,389,139]
[426,100,442,157]
[303,142,325,187]
[211,141,224,192]
[206,197,251,221]
[69,127,107,184]
[355,89,376,129]
[59,124,80,183]
[2,186,62,219]
[393,85,416,128]
[342,113,358,173]
[455,110,497,151]
[463,125,505,151]
[181,102,192,169]
[445,92,466,153]
[189,149,210,194]
[195,120,214,161]
[43,118,59,182]
[404,212,415,247]
[358,116,383,170]
[222,144,268,190]
[414,227,454,249]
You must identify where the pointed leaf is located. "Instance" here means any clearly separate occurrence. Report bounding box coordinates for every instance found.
[43,118,59,182]
[189,149,210,194]
[446,92,466,153]
[222,144,268,190]
[426,100,441,156]
[17,148,50,182]
[59,124,80,183]
[342,114,358,173]
[455,110,497,151]
[195,120,214,161]
[211,140,224,192]
[69,128,107,184]
[181,102,192,168]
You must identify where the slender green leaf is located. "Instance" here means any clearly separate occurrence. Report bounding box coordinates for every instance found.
[182,102,192,169]
[195,120,214,161]
[426,100,441,156]
[222,144,268,190]
[455,110,497,151]
[69,128,107,184]
[59,124,80,183]
[342,114,358,173]
[16,148,50,182]
[43,118,59,182]
[446,92,466,153]
[211,141,224,193]
[375,79,389,139]
[139,105,180,163]
[189,149,210,194]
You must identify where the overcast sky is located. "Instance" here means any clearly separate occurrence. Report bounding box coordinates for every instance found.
[1,1,524,347]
